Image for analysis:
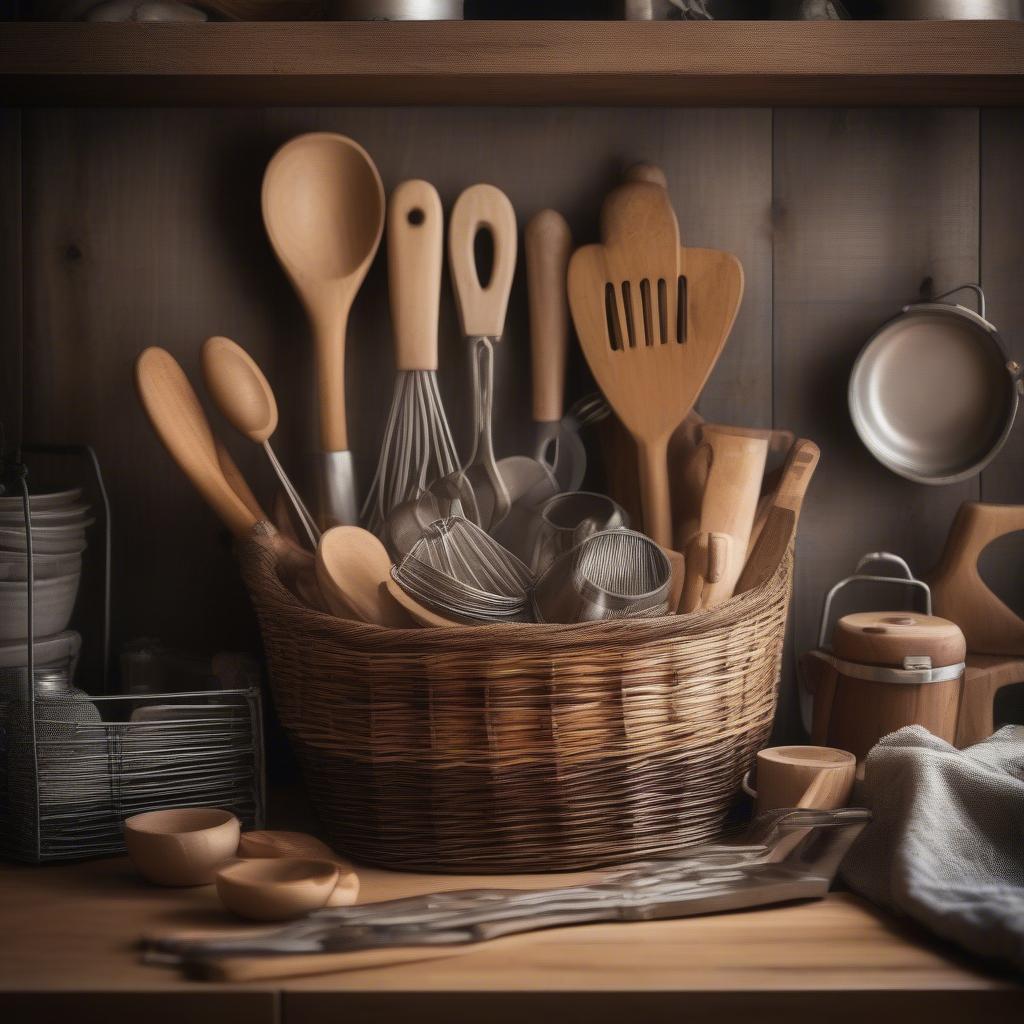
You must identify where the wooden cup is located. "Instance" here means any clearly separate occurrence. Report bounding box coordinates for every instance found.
[742,745,856,814]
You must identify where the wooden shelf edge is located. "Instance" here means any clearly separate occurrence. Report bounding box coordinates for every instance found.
[2,21,1024,107]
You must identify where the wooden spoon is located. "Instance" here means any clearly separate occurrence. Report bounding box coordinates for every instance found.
[262,132,385,529]
[202,335,319,549]
[315,526,414,627]
[136,347,258,539]
[384,577,459,628]
[568,178,743,547]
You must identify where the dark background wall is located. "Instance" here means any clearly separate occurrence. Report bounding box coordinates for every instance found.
[2,106,1022,744]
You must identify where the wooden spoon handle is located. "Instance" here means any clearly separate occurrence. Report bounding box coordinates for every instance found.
[526,209,572,424]
[637,435,673,549]
[214,439,267,522]
[388,180,444,372]
[448,184,517,339]
[135,347,257,539]
[313,307,351,452]
[624,163,668,188]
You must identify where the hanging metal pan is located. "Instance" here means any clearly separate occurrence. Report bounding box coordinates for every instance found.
[849,285,1022,485]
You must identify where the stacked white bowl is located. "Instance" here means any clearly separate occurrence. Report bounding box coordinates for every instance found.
[0,488,93,644]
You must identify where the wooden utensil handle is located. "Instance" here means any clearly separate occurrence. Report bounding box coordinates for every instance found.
[135,347,257,538]
[215,439,267,521]
[448,184,517,339]
[313,309,350,452]
[624,163,668,188]
[526,209,572,424]
[637,435,673,549]
[388,179,444,372]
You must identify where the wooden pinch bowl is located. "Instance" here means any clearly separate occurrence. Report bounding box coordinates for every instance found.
[237,830,360,907]
[216,857,340,922]
[124,807,240,887]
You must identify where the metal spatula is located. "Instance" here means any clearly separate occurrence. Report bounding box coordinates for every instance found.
[567,180,744,548]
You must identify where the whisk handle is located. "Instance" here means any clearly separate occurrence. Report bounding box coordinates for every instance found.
[389,180,444,372]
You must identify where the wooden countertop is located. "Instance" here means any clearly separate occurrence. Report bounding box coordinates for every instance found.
[3,21,1024,107]
[0,853,1019,1024]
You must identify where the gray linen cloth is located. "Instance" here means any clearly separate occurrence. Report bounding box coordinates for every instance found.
[841,724,1024,972]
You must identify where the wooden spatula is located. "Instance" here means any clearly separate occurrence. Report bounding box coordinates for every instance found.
[568,180,743,547]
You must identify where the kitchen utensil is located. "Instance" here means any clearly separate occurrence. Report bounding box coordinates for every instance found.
[262,132,385,528]
[325,0,464,17]
[525,208,586,492]
[568,176,743,547]
[216,858,340,922]
[237,830,360,908]
[445,183,518,531]
[361,180,459,537]
[392,516,532,624]
[0,573,81,642]
[136,347,259,539]
[533,528,672,624]
[145,808,870,983]
[677,426,767,612]
[384,578,459,628]
[735,506,796,596]
[124,807,240,886]
[747,438,820,555]
[201,335,319,550]
[530,491,629,574]
[927,502,1024,657]
[315,526,414,628]
[880,0,1022,17]
[741,746,856,815]
[663,545,685,613]
[487,454,559,563]
[849,285,1022,485]
[136,349,325,609]
[801,556,967,762]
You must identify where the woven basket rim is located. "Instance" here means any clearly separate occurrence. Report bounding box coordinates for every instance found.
[239,525,792,646]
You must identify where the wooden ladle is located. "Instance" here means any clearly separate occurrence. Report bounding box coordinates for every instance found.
[262,132,385,529]
[201,335,320,550]
[315,526,414,627]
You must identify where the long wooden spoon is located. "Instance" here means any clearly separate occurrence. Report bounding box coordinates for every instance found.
[315,526,414,627]
[262,132,385,529]
[201,335,319,549]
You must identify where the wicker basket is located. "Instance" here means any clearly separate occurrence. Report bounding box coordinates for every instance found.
[241,533,792,873]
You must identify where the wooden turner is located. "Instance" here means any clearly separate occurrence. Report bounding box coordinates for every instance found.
[568,180,743,547]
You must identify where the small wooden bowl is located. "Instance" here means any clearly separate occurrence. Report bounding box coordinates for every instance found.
[237,830,360,907]
[124,807,240,887]
[216,857,340,922]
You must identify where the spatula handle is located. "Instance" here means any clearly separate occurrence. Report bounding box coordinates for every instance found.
[637,435,673,549]
[389,180,444,372]
[526,209,572,424]
[135,347,258,539]
[448,184,517,340]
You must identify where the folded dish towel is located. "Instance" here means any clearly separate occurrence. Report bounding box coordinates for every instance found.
[841,724,1023,972]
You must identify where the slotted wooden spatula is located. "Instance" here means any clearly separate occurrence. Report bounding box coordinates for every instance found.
[568,181,743,547]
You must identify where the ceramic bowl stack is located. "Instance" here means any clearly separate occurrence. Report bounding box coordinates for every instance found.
[0,488,93,644]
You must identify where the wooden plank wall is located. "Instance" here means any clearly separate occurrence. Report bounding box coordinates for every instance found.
[10,107,1024,739]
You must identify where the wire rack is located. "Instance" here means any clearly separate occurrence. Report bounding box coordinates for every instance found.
[0,445,265,863]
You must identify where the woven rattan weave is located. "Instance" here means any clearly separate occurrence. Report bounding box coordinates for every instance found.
[241,532,792,872]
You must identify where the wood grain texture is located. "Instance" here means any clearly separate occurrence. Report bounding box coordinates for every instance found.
[772,109,981,743]
[3,22,1024,107]
[0,853,1017,1013]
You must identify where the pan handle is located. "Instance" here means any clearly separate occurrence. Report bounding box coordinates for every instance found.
[932,283,987,321]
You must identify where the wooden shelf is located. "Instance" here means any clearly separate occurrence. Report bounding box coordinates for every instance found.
[3,20,1024,107]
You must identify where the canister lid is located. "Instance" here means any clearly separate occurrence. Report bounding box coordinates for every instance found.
[833,612,965,668]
